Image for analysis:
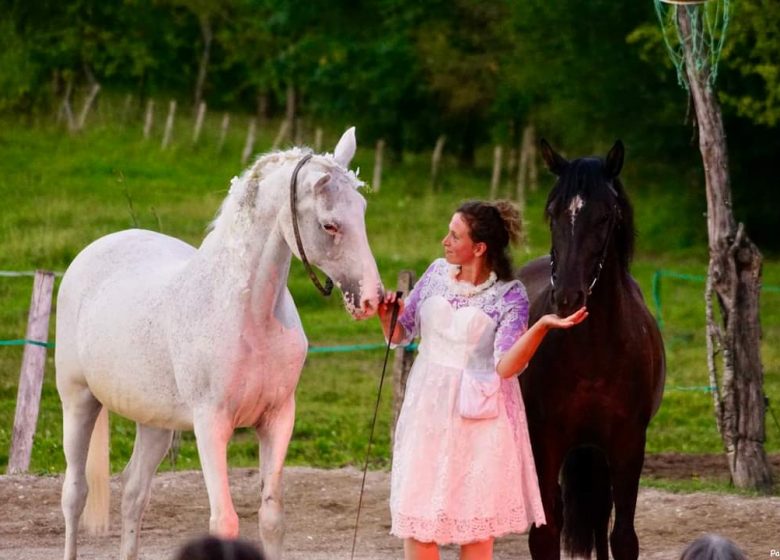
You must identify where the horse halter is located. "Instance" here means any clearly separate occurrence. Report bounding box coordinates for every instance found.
[290,153,334,296]
[550,200,618,296]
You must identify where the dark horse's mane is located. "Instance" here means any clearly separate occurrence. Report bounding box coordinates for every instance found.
[544,157,636,272]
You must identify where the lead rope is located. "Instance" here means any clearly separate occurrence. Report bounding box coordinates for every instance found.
[350,292,402,560]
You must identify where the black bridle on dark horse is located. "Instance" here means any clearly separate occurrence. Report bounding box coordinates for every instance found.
[290,153,334,296]
[550,201,619,296]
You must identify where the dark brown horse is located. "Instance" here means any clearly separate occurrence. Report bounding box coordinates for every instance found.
[518,140,665,560]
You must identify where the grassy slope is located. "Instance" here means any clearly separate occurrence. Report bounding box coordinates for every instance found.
[0,111,778,490]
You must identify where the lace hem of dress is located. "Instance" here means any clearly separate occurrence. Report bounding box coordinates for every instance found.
[391,508,543,545]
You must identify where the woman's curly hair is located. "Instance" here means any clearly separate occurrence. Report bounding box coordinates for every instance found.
[456,199,522,281]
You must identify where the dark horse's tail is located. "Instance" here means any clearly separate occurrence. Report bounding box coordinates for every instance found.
[561,446,612,558]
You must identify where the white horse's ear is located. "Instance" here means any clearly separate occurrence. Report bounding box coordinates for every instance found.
[333,127,356,167]
[311,171,332,194]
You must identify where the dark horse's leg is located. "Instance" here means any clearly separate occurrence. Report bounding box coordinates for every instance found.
[607,431,646,560]
[593,498,610,560]
[528,437,565,560]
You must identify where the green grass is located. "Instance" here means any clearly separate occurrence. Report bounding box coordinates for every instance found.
[639,477,771,496]
[1,106,778,485]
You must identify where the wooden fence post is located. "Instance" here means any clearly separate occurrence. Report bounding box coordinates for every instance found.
[217,112,230,154]
[285,83,297,145]
[489,145,503,199]
[516,124,536,209]
[527,124,538,192]
[8,270,56,474]
[516,124,538,195]
[372,139,385,192]
[294,118,304,146]
[507,147,517,179]
[242,118,257,165]
[314,127,323,152]
[121,94,134,126]
[391,270,416,447]
[143,99,155,139]
[75,82,101,131]
[272,119,290,151]
[431,135,446,191]
[161,99,177,149]
[193,101,207,145]
[57,77,75,130]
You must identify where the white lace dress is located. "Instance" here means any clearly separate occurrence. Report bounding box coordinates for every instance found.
[390,258,546,545]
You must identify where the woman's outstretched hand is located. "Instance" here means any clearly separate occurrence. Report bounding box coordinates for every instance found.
[497,306,588,379]
[540,306,588,330]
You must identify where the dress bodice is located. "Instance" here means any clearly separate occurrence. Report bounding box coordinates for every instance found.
[398,259,529,366]
[417,295,497,371]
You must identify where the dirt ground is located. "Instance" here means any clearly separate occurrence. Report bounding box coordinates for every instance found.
[1,454,779,560]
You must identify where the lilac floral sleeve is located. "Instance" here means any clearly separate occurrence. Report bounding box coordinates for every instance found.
[493,282,530,367]
[395,260,441,345]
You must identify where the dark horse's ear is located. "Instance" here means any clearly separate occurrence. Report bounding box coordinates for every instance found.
[540,138,569,176]
[605,140,624,178]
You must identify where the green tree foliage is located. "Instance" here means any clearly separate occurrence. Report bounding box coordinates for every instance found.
[1,0,778,247]
[627,0,780,251]
[504,1,687,156]
[408,0,513,163]
[3,0,199,104]
[721,0,780,251]
[0,18,36,111]
[720,0,780,127]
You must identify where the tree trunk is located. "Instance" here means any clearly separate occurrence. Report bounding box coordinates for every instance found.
[678,7,772,493]
[193,14,212,112]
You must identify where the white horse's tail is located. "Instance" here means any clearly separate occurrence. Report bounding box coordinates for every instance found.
[82,406,110,534]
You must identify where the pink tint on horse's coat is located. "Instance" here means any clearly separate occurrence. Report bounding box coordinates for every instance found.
[55,128,381,560]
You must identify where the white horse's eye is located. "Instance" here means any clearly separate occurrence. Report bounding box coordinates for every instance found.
[322,222,340,235]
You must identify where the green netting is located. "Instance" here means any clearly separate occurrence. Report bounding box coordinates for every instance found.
[654,0,731,89]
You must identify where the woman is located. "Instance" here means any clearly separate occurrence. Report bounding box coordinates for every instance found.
[378,200,587,560]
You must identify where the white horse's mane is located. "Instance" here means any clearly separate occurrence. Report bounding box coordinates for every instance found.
[207,146,364,234]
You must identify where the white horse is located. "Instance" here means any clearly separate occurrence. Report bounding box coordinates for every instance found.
[55,128,382,560]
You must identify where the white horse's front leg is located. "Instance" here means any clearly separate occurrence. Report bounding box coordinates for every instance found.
[256,396,296,560]
[193,411,239,537]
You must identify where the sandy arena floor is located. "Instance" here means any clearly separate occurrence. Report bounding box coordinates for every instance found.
[1,455,779,559]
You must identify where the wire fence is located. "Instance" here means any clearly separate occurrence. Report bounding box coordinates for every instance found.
[1,268,778,395]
